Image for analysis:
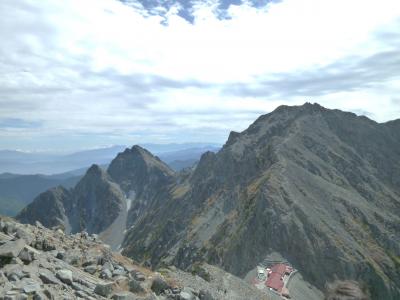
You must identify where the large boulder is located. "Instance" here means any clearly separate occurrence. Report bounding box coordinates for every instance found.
[39,269,61,285]
[0,239,25,258]
[94,282,114,297]
[151,277,171,295]
[56,269,73,285]
[128,278,145,293]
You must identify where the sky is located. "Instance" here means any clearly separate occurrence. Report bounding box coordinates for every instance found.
[1,0,400,152]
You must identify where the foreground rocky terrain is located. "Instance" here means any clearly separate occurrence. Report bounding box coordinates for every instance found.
[0,216,273,299]
[16,103,400,299]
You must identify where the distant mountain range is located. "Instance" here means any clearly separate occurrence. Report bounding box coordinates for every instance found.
[0,143,220,175]
[15,104,400,299]
[0,143,220,216]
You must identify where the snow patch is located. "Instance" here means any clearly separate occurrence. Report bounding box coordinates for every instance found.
[126,199,132,211]
[126,189,136,211]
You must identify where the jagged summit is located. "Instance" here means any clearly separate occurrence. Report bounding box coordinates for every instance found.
[107,145,174,194]
[16,186,71,230]
[75,164,114,191]
[17,162,125,240]
[109,144,174,175]
[85,163,105,176]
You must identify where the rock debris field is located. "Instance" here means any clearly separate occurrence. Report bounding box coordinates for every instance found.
[0,216,271,300]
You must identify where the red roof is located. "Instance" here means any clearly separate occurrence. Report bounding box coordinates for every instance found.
[270,264,287,275]
[266,272,284,292]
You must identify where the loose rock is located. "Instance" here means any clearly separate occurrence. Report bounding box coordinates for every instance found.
[39,268,60,284]
[151,277,170,295]
[129,278,145,293]
[56,269,73,285]
[111,292,137,300]
[94,282,114,297]
[0,239,25,258]
[84,265,98,274]
[18,247,35,263]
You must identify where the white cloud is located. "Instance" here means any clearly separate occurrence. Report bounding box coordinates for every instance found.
[0,0,400,150]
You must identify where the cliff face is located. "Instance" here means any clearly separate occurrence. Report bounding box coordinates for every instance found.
[68,164,125,234]
[122,103,400,300]
[108,145,174,194]
[16,186,71,229]
[16,164,125,238]
[16,146,175,249]
[107,145,175,228]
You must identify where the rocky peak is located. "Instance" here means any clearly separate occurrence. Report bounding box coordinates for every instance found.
[70,165,125,235]
[107,145,175,194]
[122,104,400,299]
[16,186,71,230]
[74,164,112,192]
[17,162,126,238]
[85,163,106,177]
[225,131,240,147]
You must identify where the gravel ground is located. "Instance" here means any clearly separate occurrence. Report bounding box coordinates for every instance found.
[164,264,272,300]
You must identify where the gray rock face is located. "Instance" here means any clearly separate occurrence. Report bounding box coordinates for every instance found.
[199,290,214,300]
[16,186,71,229]
[94,282,114,297]
[151,277,171,295]
[111,292,137,300]
[16,146,176,250]
[18,247,35,263]
[0,239,25,258]
[56,269,73,285]
[129,278,145,293]
[131,270,146,281]
[121,103,400,300]
[16,165,125,238]
[100,268,113,279]
[107,145,176,228]
[108,145,175,195]
[69,164,125,234]
[17,278,41,294]
[14,104,400,298]
[84,265,98,274]
[180,290,195,300]
[39,269,60,284]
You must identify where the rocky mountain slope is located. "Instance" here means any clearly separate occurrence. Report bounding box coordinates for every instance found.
[0,173,80,216]
[0,216,271,299]
[108,146,175,229]
[16,165,126,248]
[16,103,400,299]
[16,146,176,250]
[121,103,400,299]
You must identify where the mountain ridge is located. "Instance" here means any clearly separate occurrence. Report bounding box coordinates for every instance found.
[15,103,400,299]
[121,103,400,299]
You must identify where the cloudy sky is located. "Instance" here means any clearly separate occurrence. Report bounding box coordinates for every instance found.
[1,0,400,152]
